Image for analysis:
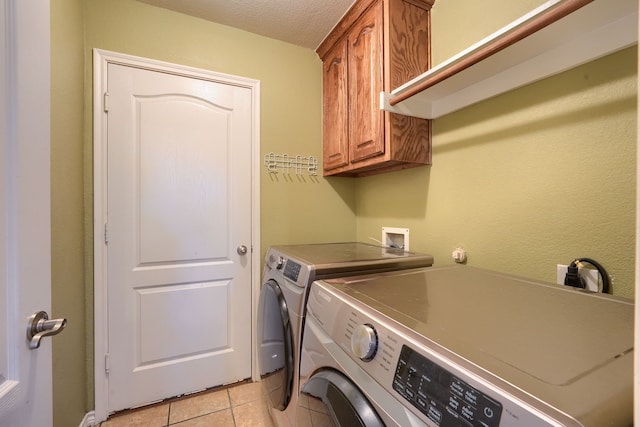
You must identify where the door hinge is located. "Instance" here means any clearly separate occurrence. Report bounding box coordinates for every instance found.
[103,92,109,113]
[104,223,109,245]
[105,353,110,374]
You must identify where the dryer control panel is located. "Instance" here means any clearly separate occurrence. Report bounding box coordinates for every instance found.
[264,248,310,288]
[394,345,502,427]
[283,259,302,282]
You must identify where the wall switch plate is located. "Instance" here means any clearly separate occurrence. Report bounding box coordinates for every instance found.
[556,264,600,292]
[381,227,409,250]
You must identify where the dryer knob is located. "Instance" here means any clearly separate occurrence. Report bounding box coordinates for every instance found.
[276,256,285,270]
[351,324,378,362]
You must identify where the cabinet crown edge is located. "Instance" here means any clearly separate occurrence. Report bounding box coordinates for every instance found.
[316,0,435,59]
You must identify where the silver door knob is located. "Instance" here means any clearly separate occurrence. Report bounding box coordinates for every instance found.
[237,245,248,255]
[27,311,67,350]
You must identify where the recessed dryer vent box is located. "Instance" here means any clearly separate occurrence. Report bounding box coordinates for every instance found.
[382,227,409,251]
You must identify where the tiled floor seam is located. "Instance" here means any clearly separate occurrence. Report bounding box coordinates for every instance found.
[230,390,241,427]
[169,391,235,426]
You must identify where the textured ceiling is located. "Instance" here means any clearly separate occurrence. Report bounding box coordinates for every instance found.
[137,0,356,49]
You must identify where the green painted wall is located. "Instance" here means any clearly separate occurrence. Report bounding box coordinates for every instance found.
[356,0,637,299]
[430,0,547,64]
[51,0,356,425]
[51,1,86,426]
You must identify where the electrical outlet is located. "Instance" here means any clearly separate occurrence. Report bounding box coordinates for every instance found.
[556,264,600,292]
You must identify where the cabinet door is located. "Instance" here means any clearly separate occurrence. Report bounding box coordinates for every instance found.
[349,2,384,163]
[322,39,349,172]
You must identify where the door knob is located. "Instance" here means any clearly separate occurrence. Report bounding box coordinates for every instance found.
[237,245,248,255]
[27,311,67,350]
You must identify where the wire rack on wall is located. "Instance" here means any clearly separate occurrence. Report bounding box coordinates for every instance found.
[264,152,319,176]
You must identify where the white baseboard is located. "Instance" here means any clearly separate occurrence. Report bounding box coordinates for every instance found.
[79,411,96,427]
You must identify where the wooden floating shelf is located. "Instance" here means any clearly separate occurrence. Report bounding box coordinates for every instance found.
[380,0,638,119]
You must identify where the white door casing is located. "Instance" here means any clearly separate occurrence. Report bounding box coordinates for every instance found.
[0,1,53,426]
[93,50,261,420]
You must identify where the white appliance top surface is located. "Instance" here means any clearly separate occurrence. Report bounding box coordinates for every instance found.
[324,265,634,387]
[269,242,434,276]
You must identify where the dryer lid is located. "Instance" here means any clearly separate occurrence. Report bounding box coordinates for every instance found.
[327,266,634,387]
[269,242,434,278]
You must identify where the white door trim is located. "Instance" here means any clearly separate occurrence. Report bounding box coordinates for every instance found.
[92,49,261,423]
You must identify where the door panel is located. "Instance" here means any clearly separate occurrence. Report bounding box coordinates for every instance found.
[138,95,229,262]
[106,63,252,412]
[138,281,229,362]
[0,1,53,426]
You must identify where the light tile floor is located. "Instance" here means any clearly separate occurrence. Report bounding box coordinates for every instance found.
[99,381,273,427]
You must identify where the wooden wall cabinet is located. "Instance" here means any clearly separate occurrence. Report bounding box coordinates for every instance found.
[317,0,434,177]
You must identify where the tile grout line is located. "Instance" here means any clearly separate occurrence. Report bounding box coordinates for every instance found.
[169,389,235,427]
[227,389,239,427]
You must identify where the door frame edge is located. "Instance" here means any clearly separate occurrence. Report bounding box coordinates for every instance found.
[92,48,261,423]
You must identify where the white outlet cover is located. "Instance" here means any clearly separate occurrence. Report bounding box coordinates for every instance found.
[381,227,409,251]
[556,264,600,292]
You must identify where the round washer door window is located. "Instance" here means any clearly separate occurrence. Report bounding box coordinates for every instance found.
[301,369,384,427]
[257,279,294,410]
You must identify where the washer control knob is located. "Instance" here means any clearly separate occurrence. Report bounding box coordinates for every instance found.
[351,324,378,361]
[276,256,285,270]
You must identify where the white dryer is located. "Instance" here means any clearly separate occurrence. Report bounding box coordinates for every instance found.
[257,242,433,427]
[299,266,633,427]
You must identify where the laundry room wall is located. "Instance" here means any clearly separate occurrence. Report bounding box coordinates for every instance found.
[355,0,637,299]
[50,0,356,426]
[51,1,86,426]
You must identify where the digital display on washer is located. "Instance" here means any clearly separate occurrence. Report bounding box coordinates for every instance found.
[283,260,301,282]
[393,345,502,427]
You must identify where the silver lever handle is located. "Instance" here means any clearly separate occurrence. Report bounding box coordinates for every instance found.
[27,311,67,350]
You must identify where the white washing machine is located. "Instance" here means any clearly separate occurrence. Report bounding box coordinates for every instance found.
[257,242,434,427]
[299,266,634,427]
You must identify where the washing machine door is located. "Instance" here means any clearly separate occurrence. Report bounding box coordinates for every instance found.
[302,369,385,427]
[257,279,294,410]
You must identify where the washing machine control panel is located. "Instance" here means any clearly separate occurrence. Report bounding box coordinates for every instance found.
[283,259,301,282]
[394,345,502,427]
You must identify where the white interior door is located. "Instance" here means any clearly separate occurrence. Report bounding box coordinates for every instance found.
[0,1,54,426]
[104,60,254,412]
